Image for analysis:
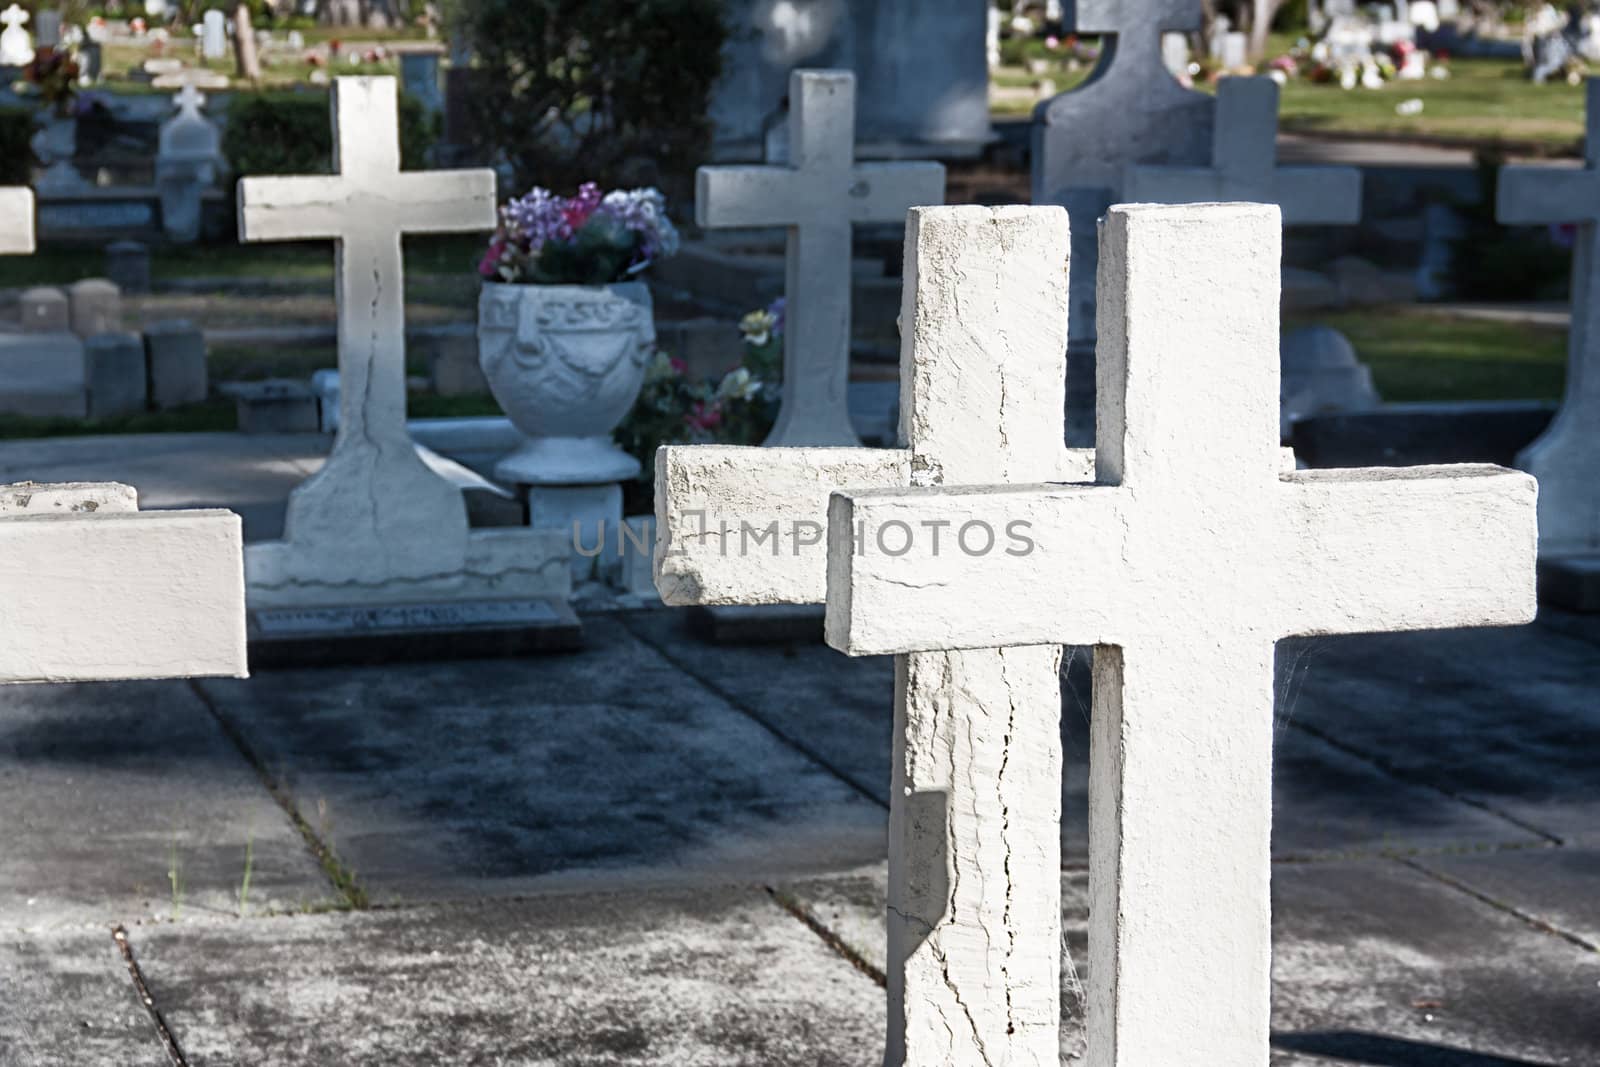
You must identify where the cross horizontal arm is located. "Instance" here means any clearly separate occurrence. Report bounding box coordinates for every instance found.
[849,162,946,223]
[0,509,247,683]
[0,186,33,255]
[1278,465,1538,637]
[824,483,1129,655]
[655,444,910,605]
[238,175,356,242]
[1497,164,1600,226]
[238,171,495,243]
[1123,167,1361,225]
[695,167,804,229]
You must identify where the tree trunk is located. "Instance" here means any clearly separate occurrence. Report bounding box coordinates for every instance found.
[233,4,261,82]
[1250,0,1281,60]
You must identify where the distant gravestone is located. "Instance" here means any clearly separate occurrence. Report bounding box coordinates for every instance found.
[1220,29,1249,68]
[0,4,33,67]
[399,47,444,116]
[0,188,246,684]
[1032,0,1213,421]
[237,76,567,611]
[201,8,225,59]
[68,278,122,337]
[106,239,151,293]
[824,202,1538,1065]
[1280,325,1381,435]
[19,286,68,332]
[658,206,1094,1062]
[33,8,59,47]
[1497,77,1600,605]
[85,332,148,418]
[695,69,945,446]
[144,319,208,409]
[156,83,224,243]
[1125,77,1362,225]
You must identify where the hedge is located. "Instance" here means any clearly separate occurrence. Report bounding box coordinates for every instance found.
[222,90,437,177]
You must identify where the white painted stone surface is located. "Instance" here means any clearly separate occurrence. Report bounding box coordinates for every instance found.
[238,77,566,607]
[825,203,1538,1066]
[0,482,247,683]
[1125,77,1362,224]
[696,69,945,447]
[1497,77,1600,555]
[1032,0,1212,352]
[0,186,34,256]
[658,206,1089,1065]
[0,4,32,67]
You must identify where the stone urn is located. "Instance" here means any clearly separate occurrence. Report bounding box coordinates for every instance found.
[477,280,655,486]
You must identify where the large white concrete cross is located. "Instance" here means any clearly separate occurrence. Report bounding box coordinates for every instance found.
[825,203,1538,1065]
[238,76,496,592]
[695,69,945,447]
[1497,77,1600,556]
[1124,77,1363,224]
[0,192,246,683]
[656,206,1092,1064]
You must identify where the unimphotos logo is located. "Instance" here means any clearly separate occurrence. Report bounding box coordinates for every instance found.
[617,511,1036,558]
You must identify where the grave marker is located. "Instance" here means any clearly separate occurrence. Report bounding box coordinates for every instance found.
[656,206,1093,1062]
[0,187,247,683]
[237,76,570,625]
[824,202,1538,1064]
[1497,77,1600,603]
[696,69,945,447]
[1124,77,1363,224]
[1032,0,1212,358]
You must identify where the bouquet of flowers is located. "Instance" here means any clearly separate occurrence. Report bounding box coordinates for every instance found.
[23,47,81,114]
[618,298,785,487]
[479,183,680,287]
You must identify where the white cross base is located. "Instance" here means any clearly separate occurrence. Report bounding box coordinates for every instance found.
[695,69,945,447]
[1124,77,1363,225]
[1,482,246,683]
[1497,77,1600,555]
[824,203,1536,1065]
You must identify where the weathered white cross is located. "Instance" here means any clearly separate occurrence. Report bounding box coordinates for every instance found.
[1497,78,1600,557]
[695,69,945,447]
[1124,76,1363,224]
[825,203,1537,1065]
[0,189,246,683]
[237,76,496,594]
[656,205,1092,1064]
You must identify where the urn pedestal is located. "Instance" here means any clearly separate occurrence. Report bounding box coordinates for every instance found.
[478,280,654,579]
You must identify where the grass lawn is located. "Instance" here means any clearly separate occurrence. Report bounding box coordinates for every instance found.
[991,36,1584,154]
[1286,308,1568,401]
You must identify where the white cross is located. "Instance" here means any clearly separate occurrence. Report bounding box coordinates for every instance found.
[1497,77,1600,555]
[1124,77,1363,224]
[825,203,1537,1065]
[173,82,206,114]
[695,69,945,447]
[0,4,27,31]
[0,195,246,684]
[238,76,496,591]
[656,206,1092,1063]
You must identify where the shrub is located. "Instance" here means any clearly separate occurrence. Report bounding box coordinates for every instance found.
[459,0,727,197]
[222,90,437,177]
[1447,152,1571,301]
[0,107,33,185]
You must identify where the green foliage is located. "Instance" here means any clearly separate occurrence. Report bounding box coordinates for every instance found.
[222,90,437,177]
[0,107,34,185]
[459,0,727,196]
[1447,153,1571,302]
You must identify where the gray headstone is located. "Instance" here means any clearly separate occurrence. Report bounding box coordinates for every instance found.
[67,278,122,338]
[201,9,226,60]
[105,239,151,293]
[400,50,443,116]
[143,319,208,409]
[33,9,60,47]
[0,331,87,417]
[85,332,148,418]
[233,378,320,434]
[429,332,488,396]
[1281,325,1381,436]
[19,286,69,333]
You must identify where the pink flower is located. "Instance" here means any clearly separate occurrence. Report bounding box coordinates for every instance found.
[685,400,723,432]
[1045,35,1060,49]
[669,357,688,375]
[478,238,506,279]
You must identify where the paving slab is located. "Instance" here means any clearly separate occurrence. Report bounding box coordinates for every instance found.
[194,617,885,903]
[0,679,335,930]
[629,614,1550,862]
[1271,858,1600,1067]
[0,928,167,1067]
[131,885,884,1067]
[1412,846,1600,950]
[0,432,323,543]
[1280,623,1600,847]
[779,858,1600,1066]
